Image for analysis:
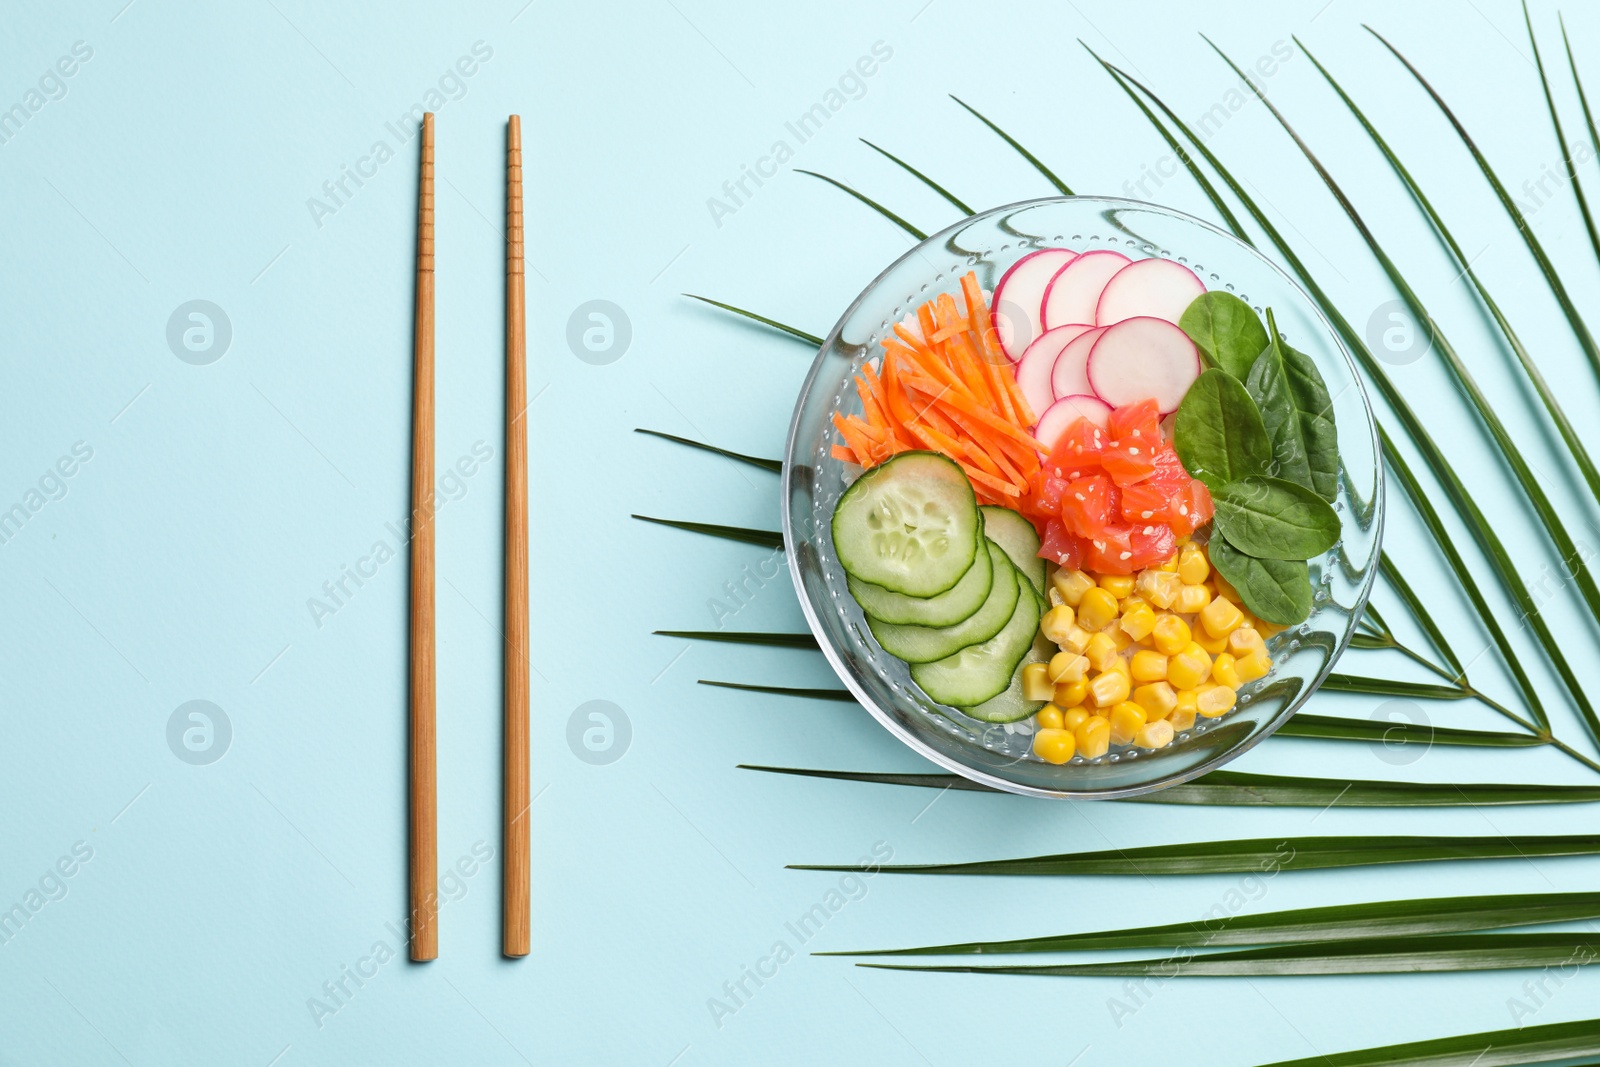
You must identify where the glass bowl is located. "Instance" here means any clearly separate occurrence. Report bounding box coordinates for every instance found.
[780,196,1384,799]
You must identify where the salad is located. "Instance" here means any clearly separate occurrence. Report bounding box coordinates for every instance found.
[828,248,1341,766]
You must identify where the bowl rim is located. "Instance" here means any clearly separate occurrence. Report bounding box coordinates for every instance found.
[780,193,1385,800]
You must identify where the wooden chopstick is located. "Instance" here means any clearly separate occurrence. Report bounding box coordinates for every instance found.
[409,110,439,963]
[503,114,532,959]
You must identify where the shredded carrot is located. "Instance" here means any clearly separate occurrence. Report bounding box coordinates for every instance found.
[828,271,1043,507]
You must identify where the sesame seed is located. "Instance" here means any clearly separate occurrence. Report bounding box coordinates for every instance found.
[1128,446,1140,456]
[1179,504,1189,515]
[1075,492,1086,500]
[1144,526,1155,535]
[1120,551,1132,560]
[1140,510,1154,519]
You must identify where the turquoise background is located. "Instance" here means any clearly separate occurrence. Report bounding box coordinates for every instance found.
[4,0,1600,1062]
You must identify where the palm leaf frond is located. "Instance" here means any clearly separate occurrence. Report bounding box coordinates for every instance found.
[682,294,822,346]
[860,139,973,215]
[1254,1015,1600,1067]
[633,429,781,473]
[824,891,1600,956]
[791,834,1600,876]
[795,170,927,240]
[949,95,1073,196]
[631,515,783,550]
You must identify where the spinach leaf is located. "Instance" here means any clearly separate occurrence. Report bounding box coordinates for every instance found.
[1245,308,1340,501]
[1172,369,1272,490]
[1211,476,1341,560]
[1178,292,1268,378]
[1208,536,1314,627]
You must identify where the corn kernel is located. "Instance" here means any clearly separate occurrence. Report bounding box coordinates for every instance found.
[1108,702,1147,745]
[1110,627,1135,651]
[1197,683,1237,718]
[1236,648,1272,683]
[1176,584,1211,614]
[1151,614,1191,656]
[1227,627,1263,656]
[1084,632,1119,671]
[1047,586,1066,608]
[1049,651,1090,683]
[1120,599,1157,641]
[1194,628,1230,655]
[1178,542,1210,585]
[1090,670,1131,708]
[1134,680,1178,719]
[1033,727,1076,764]
[1054,677,1089,708]
[1136,719,1176,749]
[1102,655,1131,679]
[1211,568,1241,603]
[1061,706,1091,732]
[1167,704,1197,731]
[1212,652,1243,688]
[1200,595,1244,639]
[1254,617,1289,637]
[1077,587,1119,631]
[1135,570,1182,610]
[1061,624,1092,655]
[1157,552,1181,573]
[1036,704,1065,730]
[1075,716,1111,758]
[1130,649,1168,683]
[1040,604,1077,644]
[1021,662,1055,701]
[1098,573,1136,598]
[1175,687,1197,712]
[1168,651,1211,690]
[1052,569,1096,606]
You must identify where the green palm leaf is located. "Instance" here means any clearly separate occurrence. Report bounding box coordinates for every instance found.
[682,294,822,346]
[859,139,973,216]
[1282,714,1544,748]
[1208,38,1600,723]
[1527,4,1600,280]
[1099,61,1564,744]
[633,429,781,473]
[1321,675,1469,701]
[1255,1015,1600,1067]
[1561,13,1600,270]
[795,170,927,240]
[948,95,1073,196]
[1367,25,1600,382]
[630,515,782,550]
[791,834,1600,876]
[746,766,1600,806]
[824,891,1600,956]
[1295,37,1600,528]
[655,630,818,649]
[1376,552,1462,676]
[701,680,855,702]
[859,932,1600,977]
[1082,45,1249,240]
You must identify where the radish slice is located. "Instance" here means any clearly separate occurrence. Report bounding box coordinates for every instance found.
[1041,250,1131,331]
[1085,317,1203,414]
[1096,258,1207,326]
[1036,394,1113,452]
[1015,325,1094,423]
[1050,325,1107,401]
[992,248,1077,361]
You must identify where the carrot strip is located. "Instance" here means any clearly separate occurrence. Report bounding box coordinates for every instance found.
[831,444,857,463]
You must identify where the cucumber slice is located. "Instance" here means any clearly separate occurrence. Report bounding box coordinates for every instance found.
[866,544,1019,663]
[957,636,1054,723]
[847,514,994,627]
[832,452,981,598]
[911,580,1041,707]
[979,505,1046,596]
